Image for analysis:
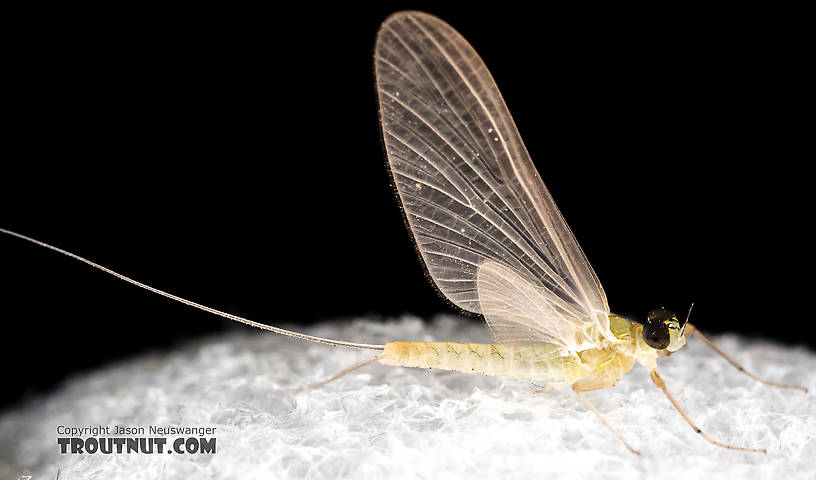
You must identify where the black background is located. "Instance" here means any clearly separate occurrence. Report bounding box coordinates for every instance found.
[1,4,810,409]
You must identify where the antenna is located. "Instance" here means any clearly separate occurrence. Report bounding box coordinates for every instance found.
[0,228,385,351]
[680,301,695,333]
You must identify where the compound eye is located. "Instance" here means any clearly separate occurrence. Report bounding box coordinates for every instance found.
[642,319,670,349]
[647,307,674,323]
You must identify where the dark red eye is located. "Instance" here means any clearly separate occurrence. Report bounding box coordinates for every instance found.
[647,307,674,324]
[642,319,670,349]
[643,307,673,349]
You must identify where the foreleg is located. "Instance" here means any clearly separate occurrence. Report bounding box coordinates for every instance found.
[686,323,807,393]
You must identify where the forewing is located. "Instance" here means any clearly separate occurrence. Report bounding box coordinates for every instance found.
[375,12,610,344]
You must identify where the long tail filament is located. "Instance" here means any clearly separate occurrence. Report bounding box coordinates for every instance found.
[0,228,385,351]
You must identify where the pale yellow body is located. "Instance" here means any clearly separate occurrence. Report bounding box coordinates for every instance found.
[379,316,660,390]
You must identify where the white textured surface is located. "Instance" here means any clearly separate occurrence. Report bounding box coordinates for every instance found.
[1,316,814,479]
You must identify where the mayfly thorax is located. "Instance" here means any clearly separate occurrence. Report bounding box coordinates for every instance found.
[0,10,806,456]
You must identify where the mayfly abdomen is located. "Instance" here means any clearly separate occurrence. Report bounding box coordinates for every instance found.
[379,342,587,382]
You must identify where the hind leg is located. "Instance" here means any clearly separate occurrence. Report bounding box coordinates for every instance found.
[533,381,568,394]
[296,355,381,392]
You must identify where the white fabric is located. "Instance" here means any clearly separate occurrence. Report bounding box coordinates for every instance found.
[1,316,813,479]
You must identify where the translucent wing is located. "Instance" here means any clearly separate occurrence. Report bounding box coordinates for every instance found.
[375,11,612,348]
[477,260,601,352]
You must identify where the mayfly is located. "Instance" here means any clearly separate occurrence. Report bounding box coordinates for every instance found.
[1,11,807,455]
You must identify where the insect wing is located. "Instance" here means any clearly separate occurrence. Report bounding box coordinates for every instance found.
[375,12,610,347]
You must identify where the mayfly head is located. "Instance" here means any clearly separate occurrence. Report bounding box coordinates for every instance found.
[642,307,687,352]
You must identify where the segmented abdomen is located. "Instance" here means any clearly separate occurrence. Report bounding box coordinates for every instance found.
[379,342,588,383]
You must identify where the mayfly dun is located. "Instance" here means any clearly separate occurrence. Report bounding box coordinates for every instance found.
[1,11,807,455]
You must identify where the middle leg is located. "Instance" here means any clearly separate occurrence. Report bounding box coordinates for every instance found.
[649,369,766,453]
[571,375,640,455]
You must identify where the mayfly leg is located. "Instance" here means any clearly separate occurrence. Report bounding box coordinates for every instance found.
[573,389,641,456]
[533,374,640,455]
[564,377,641,455]
[649,369,766,453]
[686,324,808,393]
[296,355,382,392]
[533,384,557,395]
[533,381,568,394]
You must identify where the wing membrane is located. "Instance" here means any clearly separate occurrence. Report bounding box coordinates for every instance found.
[375,11,611,347]
[478,260,600,350]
